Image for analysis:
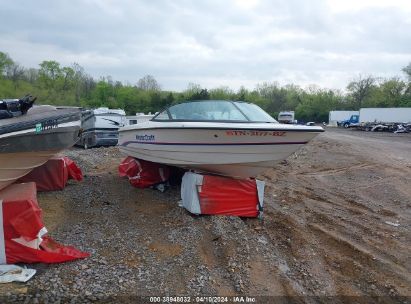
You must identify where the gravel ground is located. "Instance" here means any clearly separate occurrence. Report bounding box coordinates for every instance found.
[0,128,410,303]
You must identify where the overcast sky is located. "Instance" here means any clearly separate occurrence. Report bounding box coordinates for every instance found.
[1,0,410,91]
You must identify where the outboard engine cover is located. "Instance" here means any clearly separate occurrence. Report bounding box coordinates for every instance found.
[0,95,36,119]
[19,94,37,114]
[0,109,13,119]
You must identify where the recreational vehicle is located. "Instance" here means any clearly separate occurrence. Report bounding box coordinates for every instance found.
[79,107,126,149]
[126,113,155,125]
[278,111,295,124]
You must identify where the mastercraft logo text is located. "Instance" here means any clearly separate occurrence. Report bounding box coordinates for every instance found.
[136,134,155,141]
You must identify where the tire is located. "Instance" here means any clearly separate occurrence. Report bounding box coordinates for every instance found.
[343,123,349,128]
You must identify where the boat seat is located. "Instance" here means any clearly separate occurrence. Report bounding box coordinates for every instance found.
[190,113,206,120]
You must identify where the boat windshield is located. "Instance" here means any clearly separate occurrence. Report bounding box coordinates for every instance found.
[153,100,277,123]
[233,102,277,123]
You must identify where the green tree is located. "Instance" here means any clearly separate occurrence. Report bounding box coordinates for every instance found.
[256,82,287,116]
[235,86,248,101]
[373,78,406,107]
[60,66,75,91]
[209,86,233,100]
[2,50,410,118]
[346,75,376,109]
[183,83,210,100]
[183,83,201,100]
[165,92,175,105]
[92,80,113,106]
[193,89,209,100]
[38,60,62,89]
[295,88,341,123]
[0,51,14,77]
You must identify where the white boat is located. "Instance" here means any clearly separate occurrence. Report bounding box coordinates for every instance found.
[0,97,81,190]
[118,100,324,178]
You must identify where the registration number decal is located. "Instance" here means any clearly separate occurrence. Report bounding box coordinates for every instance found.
[35,119,59,133]
[226,130,286,136]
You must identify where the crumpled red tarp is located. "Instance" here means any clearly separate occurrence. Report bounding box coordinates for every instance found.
[118,156,170,188]
[0,182,89,264]
[17,157,83,191]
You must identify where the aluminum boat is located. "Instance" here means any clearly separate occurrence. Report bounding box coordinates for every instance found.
[0,97,81,190]
[119,100,324,178]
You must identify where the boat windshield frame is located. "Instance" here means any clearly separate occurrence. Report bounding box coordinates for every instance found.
[151,100,277,123]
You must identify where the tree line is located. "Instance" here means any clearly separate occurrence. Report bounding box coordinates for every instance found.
[1,51,410,122]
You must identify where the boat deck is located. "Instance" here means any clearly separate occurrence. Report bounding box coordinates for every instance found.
[0,107,81,135]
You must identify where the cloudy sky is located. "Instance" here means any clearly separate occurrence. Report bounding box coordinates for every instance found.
[1,0,410,91]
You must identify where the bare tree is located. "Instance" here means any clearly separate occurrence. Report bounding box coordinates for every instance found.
[137,75,161,91]
[6,63,25,89]
[23,68,39,84]
[402,63,411,81]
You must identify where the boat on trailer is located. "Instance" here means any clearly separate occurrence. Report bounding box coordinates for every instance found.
[118,100,324,178]
[0,96,81,190]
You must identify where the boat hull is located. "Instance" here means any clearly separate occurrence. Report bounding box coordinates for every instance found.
[119,124,322,178]
[0,109,81,190]
[0,150,60,190]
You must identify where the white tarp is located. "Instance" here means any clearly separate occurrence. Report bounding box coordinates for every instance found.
[0,265,36,283]
[256,180,265,210]
[180,172,204,214]
[0,200,5,264]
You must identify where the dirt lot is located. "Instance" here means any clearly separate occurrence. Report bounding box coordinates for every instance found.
[1,127,410,303]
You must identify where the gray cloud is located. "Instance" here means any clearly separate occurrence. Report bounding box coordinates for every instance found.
[0,0,410,91]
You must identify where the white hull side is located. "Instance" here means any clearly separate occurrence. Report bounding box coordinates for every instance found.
[119,125,321,178]
[120,145,292,177]
[0,121,81,191]
[0,150,59,190]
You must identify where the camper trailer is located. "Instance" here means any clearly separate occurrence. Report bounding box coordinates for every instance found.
[278,111,295,124]
[126,113,155,125]
[79,107,126,149]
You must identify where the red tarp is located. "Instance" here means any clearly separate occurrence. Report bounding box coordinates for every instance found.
[181,172,264,217]
[17,157,83,191]
[199,175,261,217]
[0,182,89,264]
[118,156,170,188]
